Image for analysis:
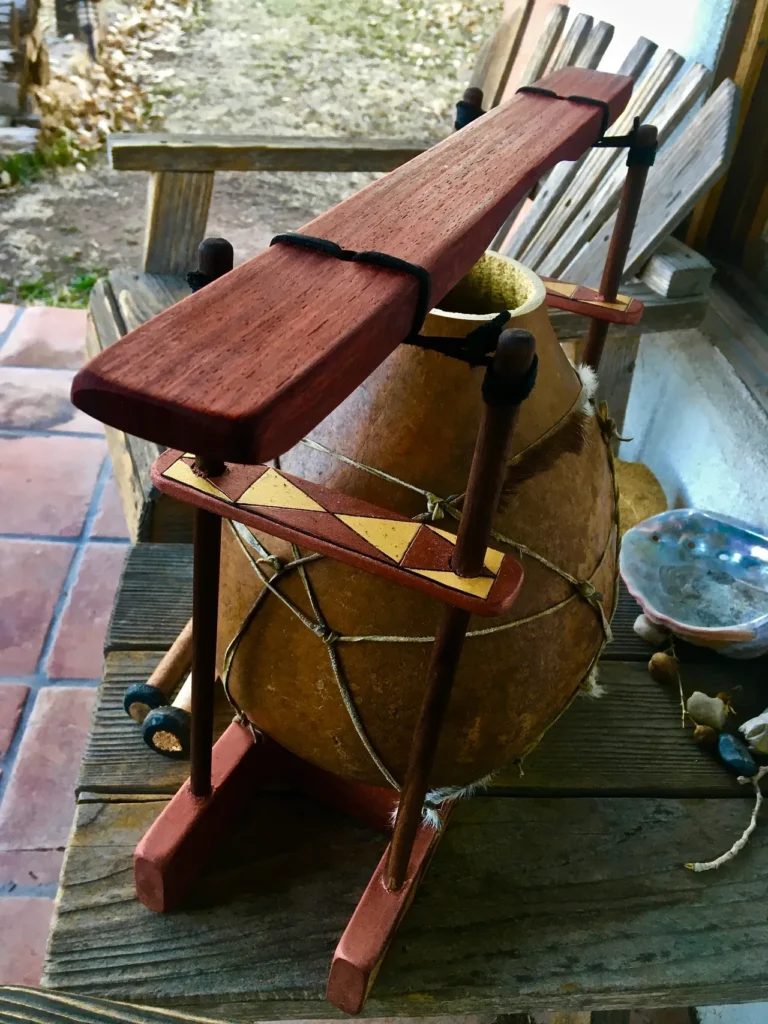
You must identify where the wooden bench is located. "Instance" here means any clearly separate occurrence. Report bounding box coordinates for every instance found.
[41,543,768,1019]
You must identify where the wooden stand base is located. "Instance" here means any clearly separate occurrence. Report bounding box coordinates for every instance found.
[133,721,444,1012]
[327,806,449,1014]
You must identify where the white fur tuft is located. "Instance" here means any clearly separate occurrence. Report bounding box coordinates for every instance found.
[389,770,498,830]
[574,362,598,413]
[580,664,605,699]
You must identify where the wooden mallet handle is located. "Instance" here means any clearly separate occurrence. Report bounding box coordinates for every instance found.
[122,618,193,723]
[142,672,194,759]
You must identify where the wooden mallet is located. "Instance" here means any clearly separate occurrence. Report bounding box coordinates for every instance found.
[122,618,192,722]
[141,671,193,759]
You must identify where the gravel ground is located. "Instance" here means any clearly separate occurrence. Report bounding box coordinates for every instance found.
[0,0,502,300]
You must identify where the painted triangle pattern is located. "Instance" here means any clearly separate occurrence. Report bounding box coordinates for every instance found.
[155,452,523,616]
[542,277,641,323]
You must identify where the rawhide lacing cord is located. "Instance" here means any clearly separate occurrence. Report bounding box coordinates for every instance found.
[685,766,768,872]
[220,371,622,798]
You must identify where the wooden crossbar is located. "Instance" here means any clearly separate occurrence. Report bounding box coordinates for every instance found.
[152,450,524,617]
[72,68,633,464]
[108,134,432,173]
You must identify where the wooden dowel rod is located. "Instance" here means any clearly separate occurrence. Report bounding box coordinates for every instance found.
[583,124,657,370]
[386,328,536,891]
[452,329,536,578]
[173,672,193,713]
[146,618,193,697]
[188,237,232,799]
[190,506,221,798]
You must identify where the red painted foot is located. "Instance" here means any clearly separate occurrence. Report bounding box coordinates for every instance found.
[134,723,399,912]
[134,722,275,911]
[326,807,449,1014]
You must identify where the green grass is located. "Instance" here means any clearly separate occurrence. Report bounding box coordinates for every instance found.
[0,131,87,189]
[0,267,106,308]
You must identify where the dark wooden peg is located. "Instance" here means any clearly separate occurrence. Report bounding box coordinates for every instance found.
[198,237,234,278]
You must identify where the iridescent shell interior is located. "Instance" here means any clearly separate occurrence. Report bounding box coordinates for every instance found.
[620,509,768,659]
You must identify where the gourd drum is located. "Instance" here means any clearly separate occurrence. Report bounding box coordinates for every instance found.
[217,251,617,790]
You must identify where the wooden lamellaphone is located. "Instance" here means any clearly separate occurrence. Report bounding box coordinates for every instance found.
[72,67,656,1013]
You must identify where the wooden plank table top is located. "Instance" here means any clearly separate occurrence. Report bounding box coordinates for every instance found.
[44,544,768,1019]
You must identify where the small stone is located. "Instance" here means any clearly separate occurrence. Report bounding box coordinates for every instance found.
[634,613,668,646]
[717,732,758,777]
[693,724,717,748]
[740,709,768,754]
[648,652,678,685]
[686,691,728,731]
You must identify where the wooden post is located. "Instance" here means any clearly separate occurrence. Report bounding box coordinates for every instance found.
[582,123,658,371]
[187,238,233,798]
[143,171,215,275]
[385,328,536,892]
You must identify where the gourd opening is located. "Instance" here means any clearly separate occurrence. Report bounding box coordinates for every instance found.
[438,252,545,319]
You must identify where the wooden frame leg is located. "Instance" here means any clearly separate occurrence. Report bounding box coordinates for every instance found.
[190,502,221,797]
[326,805,450,1014]
[387,329,536,892]
[134,721,267,912]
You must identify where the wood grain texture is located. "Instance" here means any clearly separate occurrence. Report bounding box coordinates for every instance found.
[541,278,643,325]
[574,20,614,71]
[328,811,448,1013]
[539,62,712,278]
[87,271,195,542]
[43,795,768,1016]
[472,0,533,108]
[549,284,707,340]
[549,13,593,73]
[638,238,715,298]
[565,79,740,288]
[110,134,431,173]
[142,171,215,275]
[517,4,568,88]
[82,545,768,800]
[80,652,763,799]
[0,988,226,1024]
[685,0,768,251]
[518,51,693,272]
[105,545,193,652]
[71,68,634,465]
[503,40,669,262]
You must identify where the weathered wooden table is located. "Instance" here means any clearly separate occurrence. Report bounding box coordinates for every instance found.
[43,543,768,1020]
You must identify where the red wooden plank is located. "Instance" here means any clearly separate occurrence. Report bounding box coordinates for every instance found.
[152,450,523,617]
[542,277,644,324]
[72,68,633,464]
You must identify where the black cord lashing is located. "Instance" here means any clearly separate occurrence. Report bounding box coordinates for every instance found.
[271,233,431,345]
[516,88,658,166]
[516,85,611,139]
[270,233,514,368]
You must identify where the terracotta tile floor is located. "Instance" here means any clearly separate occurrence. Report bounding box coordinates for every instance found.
[0,304,130,984]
